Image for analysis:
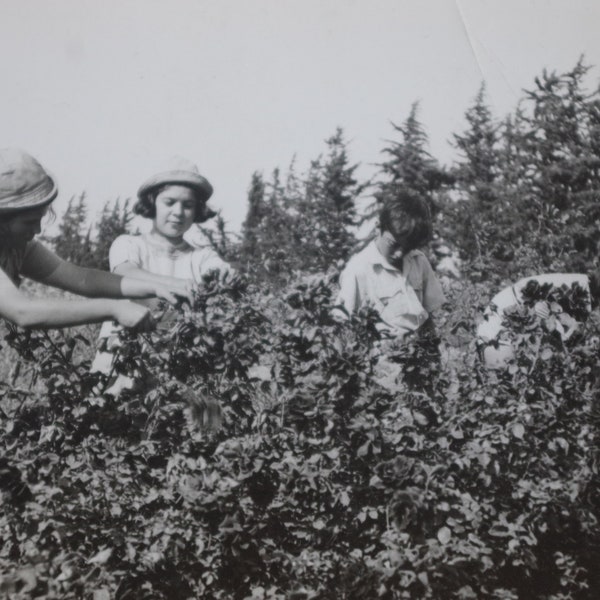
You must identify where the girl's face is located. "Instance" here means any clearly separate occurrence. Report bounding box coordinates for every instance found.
[153,185,197,240]
[3,205,49,243]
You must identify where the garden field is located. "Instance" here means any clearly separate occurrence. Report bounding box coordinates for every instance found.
[1,271,599,599]
[2,60,600,598]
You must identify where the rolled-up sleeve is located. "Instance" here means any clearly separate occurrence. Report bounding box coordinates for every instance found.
[20,241,63,281]
[407,252,446,313]
[418,256,446,313]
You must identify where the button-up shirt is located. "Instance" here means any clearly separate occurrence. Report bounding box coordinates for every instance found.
[336,241,445,336]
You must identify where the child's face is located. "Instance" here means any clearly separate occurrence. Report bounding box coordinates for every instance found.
[153,185,197,240]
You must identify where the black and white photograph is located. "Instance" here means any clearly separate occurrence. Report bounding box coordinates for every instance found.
[1,0,600,597]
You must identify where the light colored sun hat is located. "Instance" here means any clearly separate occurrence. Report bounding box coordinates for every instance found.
[137,156,214,203]
[0,148,57,214]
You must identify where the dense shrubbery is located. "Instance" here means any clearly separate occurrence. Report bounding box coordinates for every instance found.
[1,272,599,599]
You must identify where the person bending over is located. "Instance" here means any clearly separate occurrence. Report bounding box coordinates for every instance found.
[477,272,600,368]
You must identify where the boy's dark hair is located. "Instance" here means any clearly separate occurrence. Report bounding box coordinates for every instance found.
[133,184,216,223]
[379,190,432,253]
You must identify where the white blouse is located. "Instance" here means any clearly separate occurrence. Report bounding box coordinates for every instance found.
[109,233,230,284]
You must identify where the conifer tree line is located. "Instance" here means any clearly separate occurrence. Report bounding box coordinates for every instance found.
[53,59,600,286]
[50,194,132,272]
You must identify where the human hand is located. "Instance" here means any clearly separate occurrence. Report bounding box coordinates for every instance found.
[154,278,195,306]
[113,301,155,331]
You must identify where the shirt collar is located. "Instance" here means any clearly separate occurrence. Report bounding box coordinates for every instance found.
[144,232,191,254]
[366,240,425,273]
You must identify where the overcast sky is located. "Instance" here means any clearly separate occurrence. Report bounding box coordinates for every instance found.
[2,0,599,236]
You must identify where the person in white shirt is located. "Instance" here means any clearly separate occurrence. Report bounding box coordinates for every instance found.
[336,192,445,339]
[92,157,231,393]
[477,272,598,368]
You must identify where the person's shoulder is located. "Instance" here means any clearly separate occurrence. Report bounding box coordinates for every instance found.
[189,244,229,265]
[189,243,217,256]
[344,241,378,268]
[23,240,55,261]
[190,245,232,273]
[108,233,146,269]
[406,249,435,274]
[24,239,45,254]
[111,233,141,248]
[407,249,431,263]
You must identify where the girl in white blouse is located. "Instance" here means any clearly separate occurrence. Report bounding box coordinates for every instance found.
[92,157,231,392]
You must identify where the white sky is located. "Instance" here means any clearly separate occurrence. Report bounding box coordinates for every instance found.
[1,0,599,235]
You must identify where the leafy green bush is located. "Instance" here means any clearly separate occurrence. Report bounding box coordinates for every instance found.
[1,274,599,599]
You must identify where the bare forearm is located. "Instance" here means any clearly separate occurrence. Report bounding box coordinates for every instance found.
[42,263,192,305]
[115,264,185,288]
[62,267,157,300]
[114,264,194,305]
[119,276,162,299]
[4,297,122,329]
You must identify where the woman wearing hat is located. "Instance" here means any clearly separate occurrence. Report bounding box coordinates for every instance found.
[91,157,231,391]
[103,156,229,290]
[0,148,193,331]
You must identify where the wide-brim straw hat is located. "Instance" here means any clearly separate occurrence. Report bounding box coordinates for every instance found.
[137,156,213,204]
[0,148,57,214]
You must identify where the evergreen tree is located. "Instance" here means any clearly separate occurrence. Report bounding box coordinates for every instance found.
[376,102,452,214]
[442,85,502,262]
[497,109,530,192]
[52,193,93,265]
[198,214,240,265]
[241,171,267,259]
[238,130,365,284]
[296,128,364,271]
[443,59,600,279]
[452,84,500,205]
[89,199,133,270]
[368,103,452,264]
[520,59,599,211]
[507,59,600,271]
[239,168,297,284]
[260,168,299,278]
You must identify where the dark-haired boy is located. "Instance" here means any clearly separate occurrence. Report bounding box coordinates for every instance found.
[336,193,445,338]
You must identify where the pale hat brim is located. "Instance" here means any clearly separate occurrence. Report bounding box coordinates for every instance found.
[137,170,213,202]
[0,147,58,214]
[0,179,57,214]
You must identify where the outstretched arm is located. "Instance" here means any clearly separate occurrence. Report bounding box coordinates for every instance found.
[23,243,193,305]
[114,261,194,296]
[0,274,152,330]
